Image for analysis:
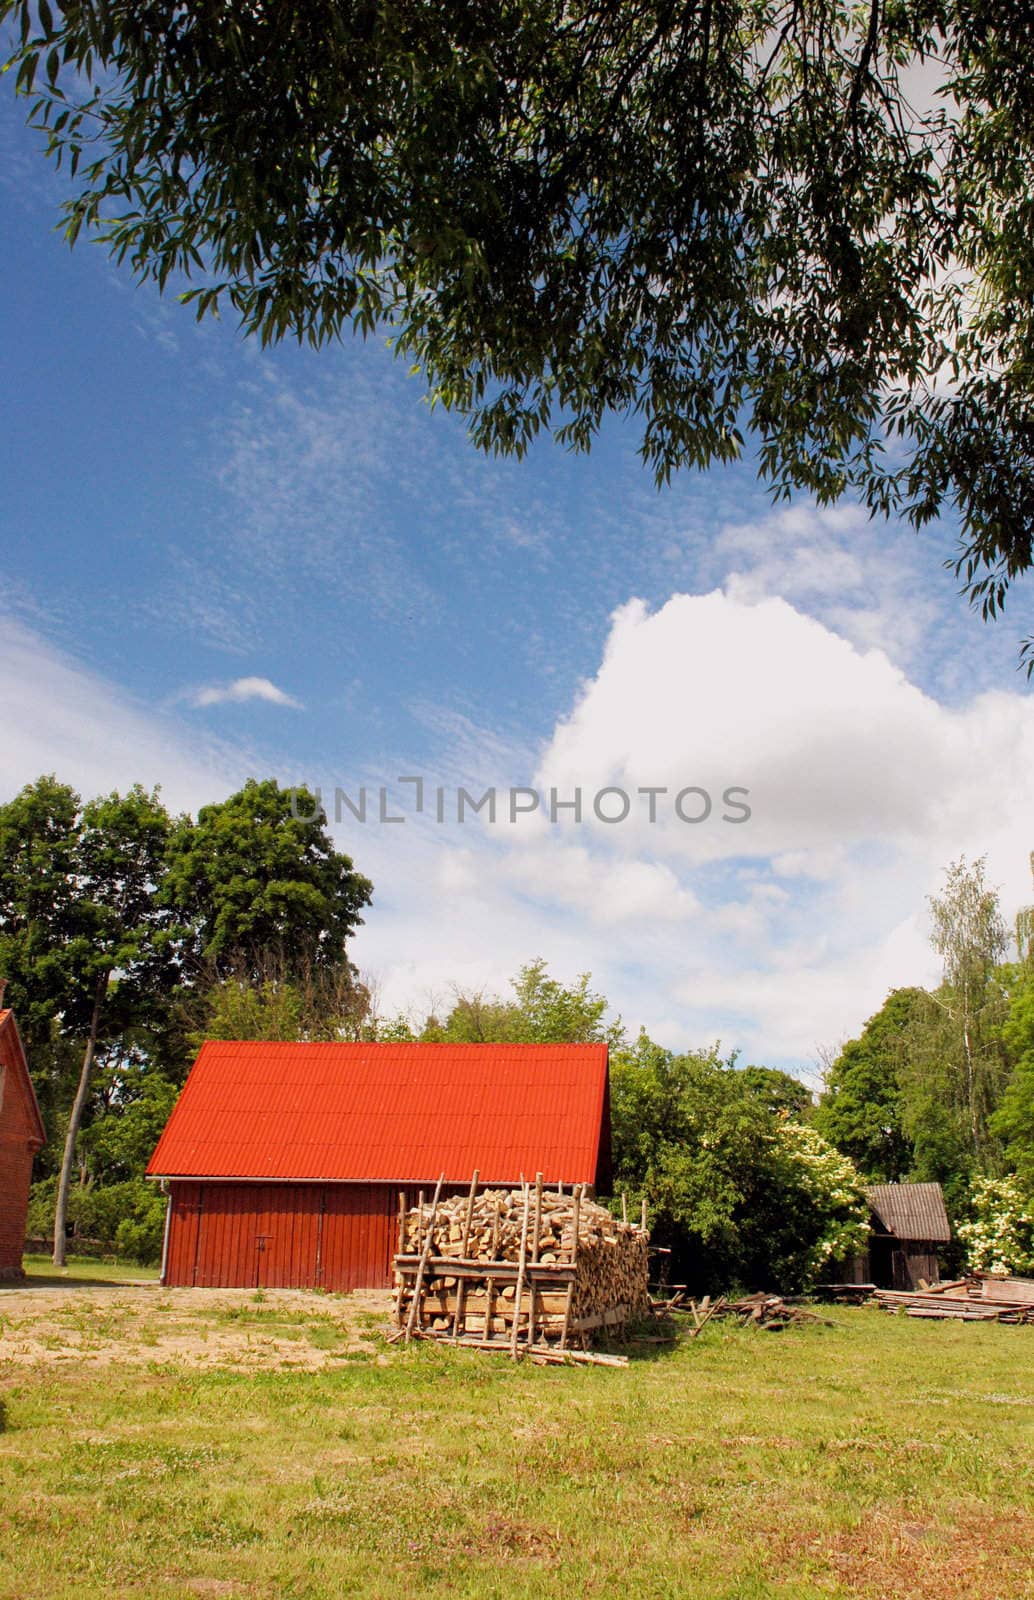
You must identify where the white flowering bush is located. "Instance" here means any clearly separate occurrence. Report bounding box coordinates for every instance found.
[773,1119,871,1279]
[957,1177,1034,1276]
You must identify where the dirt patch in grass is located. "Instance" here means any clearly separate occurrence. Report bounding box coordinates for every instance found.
[817,1504,1034,1598]
[0,1284,392,1370]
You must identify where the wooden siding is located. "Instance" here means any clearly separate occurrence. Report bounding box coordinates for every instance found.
[0,1011,46,1280]
[163,1181,463,1292]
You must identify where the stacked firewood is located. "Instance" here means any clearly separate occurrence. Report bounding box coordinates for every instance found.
[393,1177,650,1356]
[401,1186,580,1264]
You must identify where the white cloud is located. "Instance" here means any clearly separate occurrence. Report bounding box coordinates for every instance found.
[189,676,303,710]
[6,590,1034,1070]
[0,619,241,814]
[352,586,1034,1062]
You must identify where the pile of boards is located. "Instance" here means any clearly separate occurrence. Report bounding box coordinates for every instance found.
[392,1173,650,1365]
[658,1290,833,1333]
[873,1274,1034,1323]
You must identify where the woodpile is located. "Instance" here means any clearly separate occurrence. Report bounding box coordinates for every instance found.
[873,1273,1034,1323]
[392,1171,650,1364]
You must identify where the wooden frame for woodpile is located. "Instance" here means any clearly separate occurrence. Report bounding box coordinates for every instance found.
[393,1171,650,1360]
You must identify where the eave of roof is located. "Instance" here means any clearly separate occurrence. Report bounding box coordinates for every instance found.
[0,1009,46,1148]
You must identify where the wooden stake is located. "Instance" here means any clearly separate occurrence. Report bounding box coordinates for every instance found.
[689,1294,725,1338]
[452,1169,480,1339]
[528,1172,544,1342]
[510,1183,532,1359]
[559,1184,582,1351]
[393,1190,408,1324]
[485,1196,500,1341]
[641,1197,648,1233]
[461,1169,480,1255]
[404,1173,444,1343]
[621,1191,628,1224]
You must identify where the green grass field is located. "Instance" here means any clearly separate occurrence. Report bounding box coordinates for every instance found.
[2,1293,1033,1600]
[19,1254,162,1287]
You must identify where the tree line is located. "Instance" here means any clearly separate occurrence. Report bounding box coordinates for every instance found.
[5,770,1033,1289]
[815,856,1034,1276]
[0,775,371,1265]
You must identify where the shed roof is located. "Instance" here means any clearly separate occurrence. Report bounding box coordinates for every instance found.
[866,1182,951,1243]
[147,1040,610,1187]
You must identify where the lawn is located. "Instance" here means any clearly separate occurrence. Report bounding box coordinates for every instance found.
[20,1254,161,1287]
[2,1289,1033,1600]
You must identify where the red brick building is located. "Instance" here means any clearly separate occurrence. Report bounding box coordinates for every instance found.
[0,995,46,1279]
[148,1040,611,1292]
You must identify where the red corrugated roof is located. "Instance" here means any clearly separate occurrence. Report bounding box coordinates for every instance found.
[147,1041,609,1186]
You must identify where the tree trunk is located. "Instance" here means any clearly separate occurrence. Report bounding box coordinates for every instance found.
[52,973,107,1268]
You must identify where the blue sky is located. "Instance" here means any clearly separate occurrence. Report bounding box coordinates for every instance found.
[4,88,1034,1075]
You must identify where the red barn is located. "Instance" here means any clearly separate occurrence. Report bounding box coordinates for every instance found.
[147,1040,611,1292]
[0,996,46,1280]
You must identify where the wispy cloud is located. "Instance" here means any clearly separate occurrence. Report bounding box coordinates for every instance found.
[0,618,242,814]
[188,676,303,710]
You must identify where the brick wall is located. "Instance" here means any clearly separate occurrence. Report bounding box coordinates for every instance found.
[0,1136,35,1279]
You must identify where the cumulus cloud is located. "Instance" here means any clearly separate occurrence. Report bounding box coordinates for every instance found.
[353,586,1034,1062]
[190,676,303,710]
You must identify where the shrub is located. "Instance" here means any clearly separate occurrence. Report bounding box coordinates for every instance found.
[26,1176,168,1265]
[957,1176,1034,1276]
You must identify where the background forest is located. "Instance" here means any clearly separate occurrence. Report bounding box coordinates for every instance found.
[3,774,1033,1291]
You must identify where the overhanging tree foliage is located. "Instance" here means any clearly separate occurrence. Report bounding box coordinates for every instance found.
[5,3,1034,649]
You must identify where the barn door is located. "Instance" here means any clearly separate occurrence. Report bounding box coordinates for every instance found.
[891,1248,911,1292]
[320,1186,397,1291]
[254,1185,322,1289]
[194,1185,261,1287]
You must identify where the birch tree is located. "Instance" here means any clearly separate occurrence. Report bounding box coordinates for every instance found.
[927,855,1009,1171]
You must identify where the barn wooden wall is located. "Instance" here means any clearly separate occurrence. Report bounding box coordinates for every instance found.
[163,1181,461,1292]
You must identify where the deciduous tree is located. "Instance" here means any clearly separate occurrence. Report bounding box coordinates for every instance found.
[49,785,176,1266]
[925,855,1010,1171]
[162,778,372,981]
[813,988,925,1182]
